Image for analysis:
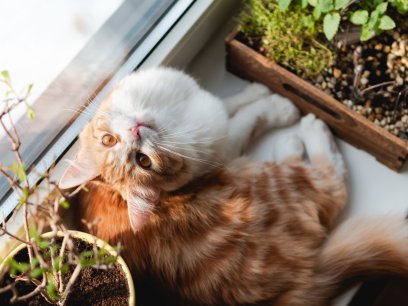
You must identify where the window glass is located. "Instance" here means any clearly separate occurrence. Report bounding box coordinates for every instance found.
[0,0,123,108]
[0,0,176,205]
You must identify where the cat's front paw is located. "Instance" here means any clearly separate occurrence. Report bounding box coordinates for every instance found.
[244,82,271,97]
[262,94,300,127]
[299,114,346,177]
[300,113,331,139]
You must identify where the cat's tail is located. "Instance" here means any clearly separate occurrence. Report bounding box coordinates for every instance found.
[314,214,408,303]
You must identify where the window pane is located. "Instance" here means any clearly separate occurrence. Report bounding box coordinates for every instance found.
[0,0,124,106]
[0,0,176,204]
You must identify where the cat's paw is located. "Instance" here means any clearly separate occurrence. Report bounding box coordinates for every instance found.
[299,114,346,176]
[262,94,300,127]
[244,82,271,97]
[275,133,304,163]
[300,114,331,141]
[224,83,271,116]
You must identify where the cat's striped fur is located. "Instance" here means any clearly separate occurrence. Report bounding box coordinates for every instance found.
[61,68,408,305]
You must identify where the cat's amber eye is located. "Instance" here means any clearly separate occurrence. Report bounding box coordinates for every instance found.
[136,153,152,169]
[101,134,117,147]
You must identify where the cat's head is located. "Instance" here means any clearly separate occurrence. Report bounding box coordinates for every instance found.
[59,67,228,231]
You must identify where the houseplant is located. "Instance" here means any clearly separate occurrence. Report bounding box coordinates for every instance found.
[226,0,408,170]
[0,71,135,305]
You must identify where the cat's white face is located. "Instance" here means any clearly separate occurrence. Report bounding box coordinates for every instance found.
[59,67,229,231]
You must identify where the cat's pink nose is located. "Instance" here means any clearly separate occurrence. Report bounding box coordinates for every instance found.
[129,122,149,139]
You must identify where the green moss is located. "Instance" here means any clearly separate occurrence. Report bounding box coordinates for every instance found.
[238,0,333,78]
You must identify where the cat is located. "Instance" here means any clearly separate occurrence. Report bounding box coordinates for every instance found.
[60,67,408,306]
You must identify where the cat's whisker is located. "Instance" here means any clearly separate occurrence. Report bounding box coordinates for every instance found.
[155,139,214,152]
[157,147,214,158]
[160,135,229,145]
[63,107,95,118]
[158,127,204,138]
[157,143,215,157]
[156,144,220,165]
[157,144,222,168]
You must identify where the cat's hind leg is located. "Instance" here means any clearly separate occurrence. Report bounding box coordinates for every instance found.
[223,83,271,116]
[227,94,300,159]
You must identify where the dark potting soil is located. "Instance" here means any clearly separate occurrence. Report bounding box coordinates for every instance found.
[0,238,129,306]
[310,16,408,140]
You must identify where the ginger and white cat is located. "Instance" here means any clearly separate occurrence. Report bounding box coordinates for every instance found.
[60,67,408,306]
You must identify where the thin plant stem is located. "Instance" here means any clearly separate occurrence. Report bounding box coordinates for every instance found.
[360,81,395,95]
[59,264,81,306]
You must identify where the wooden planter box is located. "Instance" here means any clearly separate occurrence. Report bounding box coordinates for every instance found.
[225,29,408,172]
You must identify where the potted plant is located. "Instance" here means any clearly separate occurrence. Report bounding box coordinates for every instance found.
[226,0,408,171]
[0,71,135,305]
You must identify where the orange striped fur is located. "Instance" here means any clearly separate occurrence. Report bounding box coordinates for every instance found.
[73,156,350,306]
[64,69,408,305]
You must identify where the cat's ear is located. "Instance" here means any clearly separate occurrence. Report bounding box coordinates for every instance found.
[58,149,99,189]
[127,188,160,232]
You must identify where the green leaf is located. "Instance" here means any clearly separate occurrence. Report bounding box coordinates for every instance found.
[46,272,58,301]
[1,70,11,84]
[300,0,309,8]
[25,84,33,97]
[379,15,396,30]
[17,187,29,207]
[79,250,96,267]
[323,12,341,41]
[60,264,69,274]
[31,258,39,267]
[39,239,50,249]
[302,15,315,29]
[29,225,40,239]
[389,0,408,13]
[334,0,349,9]
[29,227,51,249]
[313,6,322,19]
[9,161,27,183]
[26,104,36,120]
[60,198,70,209]
[318,0,334,13]
[53,256,61,270]
[8,258,30,273]
[278,0,292,10]
[350,10,369,25]
[376,2,388,14]
[368,10,380,28]
[361,23,375,41]
[308,0,317,6]
[30,267,43,278]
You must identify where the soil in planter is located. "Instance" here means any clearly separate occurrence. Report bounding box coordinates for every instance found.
[0,238,129,306]
[310,16,408,140]
[239,11,408,140]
